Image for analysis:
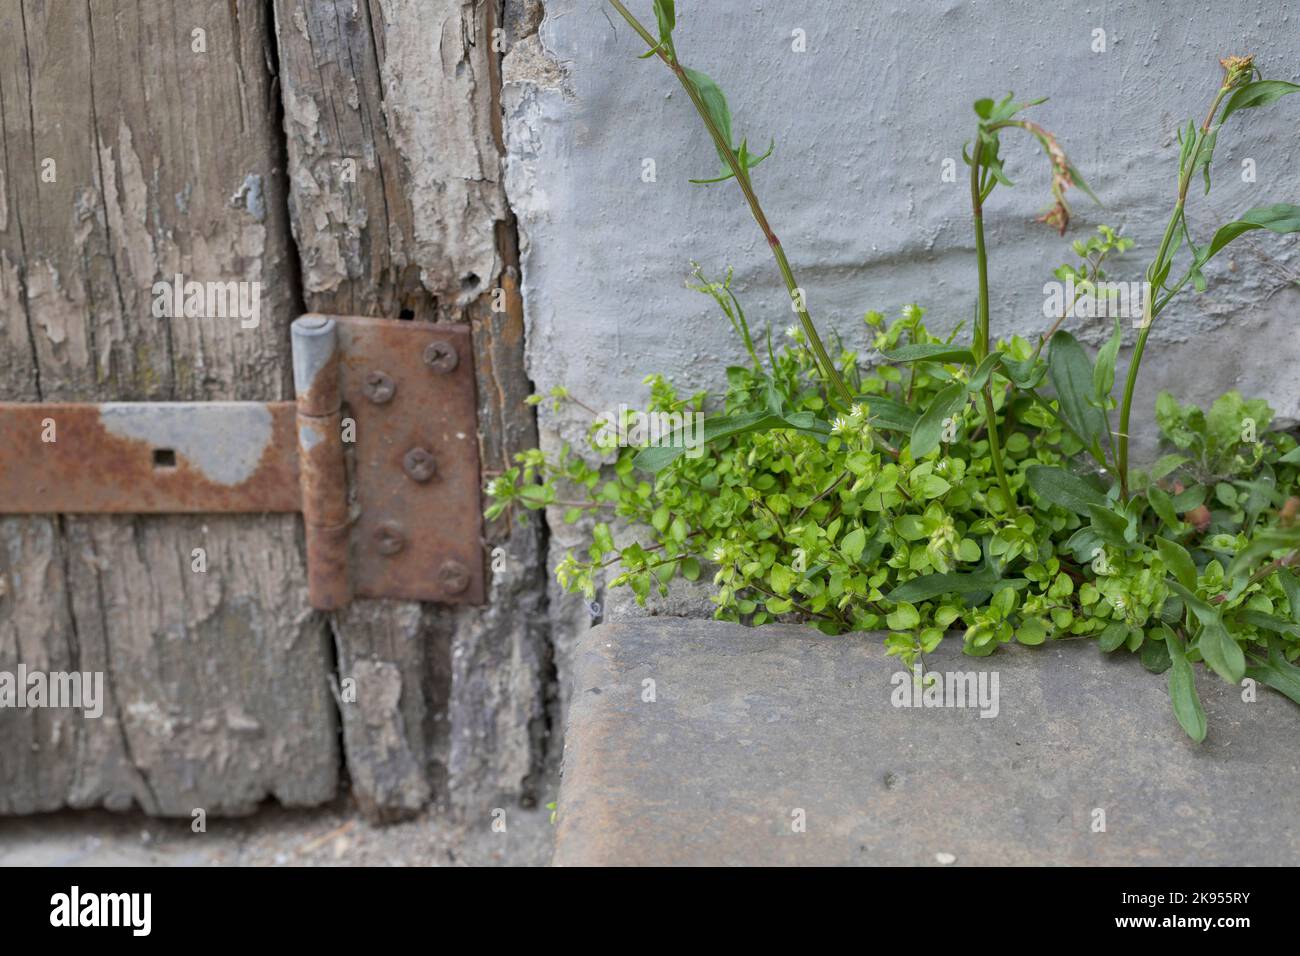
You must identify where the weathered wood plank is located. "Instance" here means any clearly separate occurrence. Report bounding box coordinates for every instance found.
[273,0,550,817]
[0,0,337,815]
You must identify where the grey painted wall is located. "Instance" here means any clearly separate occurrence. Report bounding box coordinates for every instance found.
[505,0,1299,435]
[501,0,1300,663]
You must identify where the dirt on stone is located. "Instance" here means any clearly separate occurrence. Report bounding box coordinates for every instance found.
[0,794,554,867]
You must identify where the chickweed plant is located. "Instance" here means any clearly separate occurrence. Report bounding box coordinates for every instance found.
[488,2,1300,741]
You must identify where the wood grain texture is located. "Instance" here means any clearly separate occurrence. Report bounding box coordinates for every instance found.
[0,0,548,820]
[0,0,337,815]
[273,0,550,818]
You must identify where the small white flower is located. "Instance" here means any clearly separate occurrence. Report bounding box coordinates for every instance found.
[711,545,728,563]
[831,415,851,435]
[850,403,867,419]
[785,324,801,340]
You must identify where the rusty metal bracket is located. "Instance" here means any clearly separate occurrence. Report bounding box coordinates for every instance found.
[0,314,484,609]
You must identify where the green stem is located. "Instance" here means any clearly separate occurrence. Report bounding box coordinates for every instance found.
[969,135,1017,512]
[606,0,852,407]
[1116,83,1232,500]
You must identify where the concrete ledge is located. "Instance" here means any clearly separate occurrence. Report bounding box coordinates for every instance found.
[553,619,1300,866]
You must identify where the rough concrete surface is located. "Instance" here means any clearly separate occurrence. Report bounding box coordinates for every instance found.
[509,1,1300,433]
[0,796,555,867]
[554,619,1300,866]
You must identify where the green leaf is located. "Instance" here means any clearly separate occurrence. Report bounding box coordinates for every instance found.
[1147,486,1184,532]
[1202,203,1300,265]
[1088,503,1130,548]
[859,395,919,433]
[764,597,792,615]
[1098,621,1129,652]
[1141,636,1172,674]
[1150,454,1188,480]
[682,67,733,170]
[1177,119,1196,173]
[1166,579,1217,627]
[782,410,831,439]
[1193,127,1217,195]
[1245,636,1300,706]
[884,569,1027,604]
[1221,79,1300,124]
[998,354,1046,389]
[917,475,951,499]
[1163,583,1248,686]
[881,343,975,364]
[841,526,866,562]
[633,410,824,473]
[651,506,670,534]
[1156,536,1197,590]
[1048,331,1106,453]
[639,0,676,58]
[1198,619,1246,685]
[1092,316,1122,406]
[690,138,774,183]
[1067,161,1102,206]
[909,383,966,460]
[1016,617,1047,645]
[654,0,676,39]
[1025,464,1108,514]
[1238,610,1300,640]
[886,602,920,631]
[769,563,795,595]
[1165,627,1207,743]
[966,351,1004,393]
[1171,484,1206,512]
[1281,570,1300,626]
[1227,527,1300,581]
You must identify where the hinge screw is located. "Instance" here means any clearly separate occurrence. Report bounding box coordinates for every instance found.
[373,521,406,556]
[438,560,471,595]
[402,447,437,483]
[423,341,459,373]
[363,370,396,404]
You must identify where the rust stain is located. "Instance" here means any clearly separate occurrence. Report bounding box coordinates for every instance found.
[0,402,301,513]
[336,315,485,605]
[0,315,486,608]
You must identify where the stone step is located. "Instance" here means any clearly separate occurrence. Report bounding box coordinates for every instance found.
[553,619,1300,866]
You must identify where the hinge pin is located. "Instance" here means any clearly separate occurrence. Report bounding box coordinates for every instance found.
[292,316,353,610]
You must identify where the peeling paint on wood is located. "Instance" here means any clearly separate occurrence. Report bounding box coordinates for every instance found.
[273,0,552,818]
[0,0,337,815]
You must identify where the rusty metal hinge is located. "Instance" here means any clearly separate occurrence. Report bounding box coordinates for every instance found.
[0,314,485,609]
